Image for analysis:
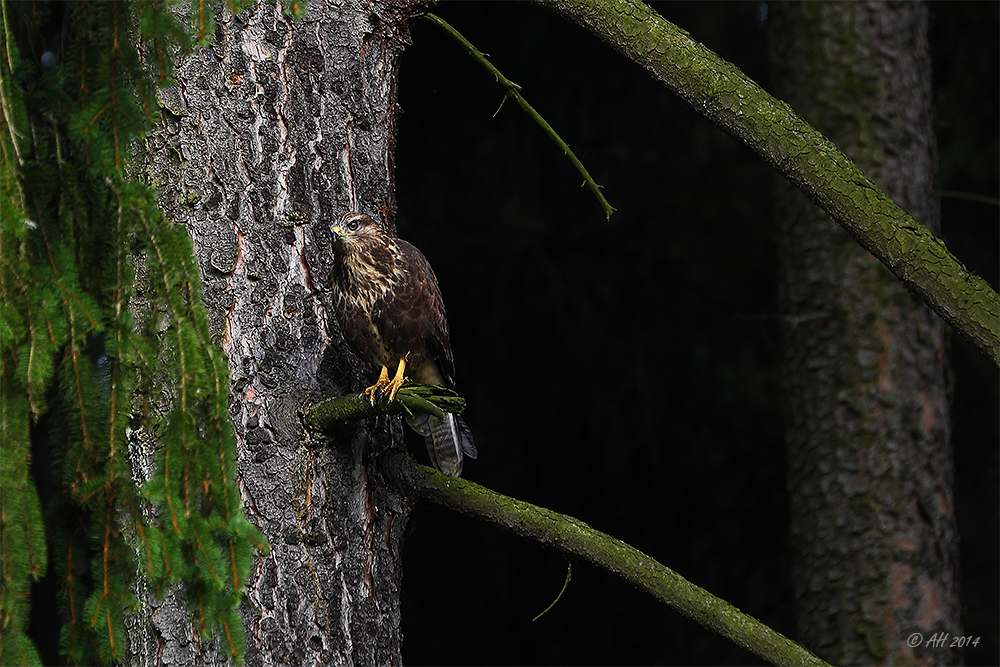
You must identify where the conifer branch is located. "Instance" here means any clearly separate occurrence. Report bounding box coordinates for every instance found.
[304,384,466,433]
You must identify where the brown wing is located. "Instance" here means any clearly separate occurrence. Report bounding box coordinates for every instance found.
[374,239,456,387]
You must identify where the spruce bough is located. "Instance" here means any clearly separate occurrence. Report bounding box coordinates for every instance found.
[0,1,276,663]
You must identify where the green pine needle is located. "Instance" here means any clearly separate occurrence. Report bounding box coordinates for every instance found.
[0,1,271,663]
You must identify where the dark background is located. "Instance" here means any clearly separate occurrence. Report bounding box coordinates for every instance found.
[393,2,999,665]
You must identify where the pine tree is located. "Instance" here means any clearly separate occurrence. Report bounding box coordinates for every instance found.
[0,2,276,663]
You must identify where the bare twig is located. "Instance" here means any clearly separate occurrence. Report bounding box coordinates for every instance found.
[422,12,616,220]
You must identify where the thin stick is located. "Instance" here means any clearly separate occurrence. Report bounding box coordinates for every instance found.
[422,12,615,220]
[533,560,571,622]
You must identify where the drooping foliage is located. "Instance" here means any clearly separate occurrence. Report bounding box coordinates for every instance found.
[0,1,309,663]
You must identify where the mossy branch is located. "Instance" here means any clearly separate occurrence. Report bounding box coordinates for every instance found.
[381,456,829,667]
[422,12,615,221]
[304,383,466,432]
[534,0,1000,365]
[306,386,825,664]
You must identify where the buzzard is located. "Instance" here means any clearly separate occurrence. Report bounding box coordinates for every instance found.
[329,211,477,477]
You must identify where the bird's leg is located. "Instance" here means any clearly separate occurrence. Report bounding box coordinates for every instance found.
[363,359,408,404]
[383,358,408,402]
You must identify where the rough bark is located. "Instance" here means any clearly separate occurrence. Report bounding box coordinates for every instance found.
[135,1,425,664]
[769,2,962,664]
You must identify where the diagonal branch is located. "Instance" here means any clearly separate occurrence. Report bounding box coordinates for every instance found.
[532,0,1000,365]
[308,390,827,664]
[382,455,830,667]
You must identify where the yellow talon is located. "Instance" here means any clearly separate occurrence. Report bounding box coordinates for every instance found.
[364,365,389,404]
[364,359,407,404]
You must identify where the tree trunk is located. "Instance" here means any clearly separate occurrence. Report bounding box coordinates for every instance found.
[769,2,962,664]
[136,1,423,663]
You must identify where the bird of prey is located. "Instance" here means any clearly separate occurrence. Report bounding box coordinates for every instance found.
[329,211,477,477]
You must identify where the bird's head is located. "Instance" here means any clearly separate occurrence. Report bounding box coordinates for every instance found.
[332,212,385,251]
[331,212,397,285]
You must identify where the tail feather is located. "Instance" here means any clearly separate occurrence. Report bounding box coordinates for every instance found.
[405,412,476,477]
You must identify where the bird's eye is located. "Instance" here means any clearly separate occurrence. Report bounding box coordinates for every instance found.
[346,218,361,233]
